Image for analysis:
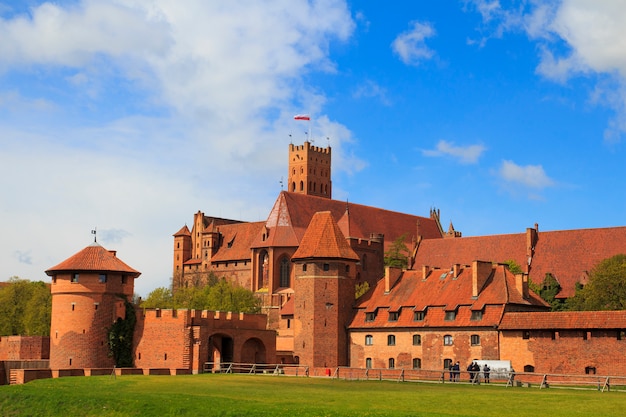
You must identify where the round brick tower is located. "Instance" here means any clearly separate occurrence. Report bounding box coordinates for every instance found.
[45,242,141,369]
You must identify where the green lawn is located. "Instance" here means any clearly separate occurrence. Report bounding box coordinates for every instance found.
[1,374,625,416]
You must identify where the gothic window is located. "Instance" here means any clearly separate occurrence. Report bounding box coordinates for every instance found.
[300,181,304,191]
[279,256,291,288]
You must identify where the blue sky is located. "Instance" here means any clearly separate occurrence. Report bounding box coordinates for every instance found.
[1,1,625,296]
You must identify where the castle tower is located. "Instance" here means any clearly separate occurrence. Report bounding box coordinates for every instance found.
[288,141,332,199]
[173,225,192,289]
[291,211,359,367]
[45,242,141,369]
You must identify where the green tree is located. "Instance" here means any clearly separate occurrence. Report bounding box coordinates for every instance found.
[384,234,409,269]
[503,259,523,275]
[567,254,626,311]
[140,287,173,309]
[0,277,51,336]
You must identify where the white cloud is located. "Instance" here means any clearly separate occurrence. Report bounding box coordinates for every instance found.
[353,80,391,105]
[0,0,362,296]
[391,21,436,66]
[467,0,626,142]
[422,140,486,164]
[499,160,554,189]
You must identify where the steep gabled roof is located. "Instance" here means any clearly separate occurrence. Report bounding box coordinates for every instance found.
[500,311,626,330]
[292,211,359,261]
[413,226,626,299]
[45,242,140,277]
[210,221,266,262]
[349,263,548,329]
[251,191,442,250]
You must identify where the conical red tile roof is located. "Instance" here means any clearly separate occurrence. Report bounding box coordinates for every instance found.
[45,242,141,277]
[292,211,359,261]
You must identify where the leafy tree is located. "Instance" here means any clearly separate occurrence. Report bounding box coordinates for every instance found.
[537,273,566,311]
[0,277,51,336]
[384,234,409,269]
[503,259,523,275]
[567,254,626,311]
[107,297,136,367]
[141,276,260,313]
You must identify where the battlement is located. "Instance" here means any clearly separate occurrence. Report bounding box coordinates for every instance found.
[140,308,267,330]
[289,141,331,154]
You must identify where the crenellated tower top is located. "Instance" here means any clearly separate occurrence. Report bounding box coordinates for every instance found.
[288,141,332,199]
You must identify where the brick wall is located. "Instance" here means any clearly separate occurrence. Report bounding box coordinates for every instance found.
[0,336,49,360]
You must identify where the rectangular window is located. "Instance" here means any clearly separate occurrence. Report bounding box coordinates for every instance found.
[99,274,107,283]
[387,335,396,346]
[365,312,376,322]
[470,310,483,321]
[365,335,373,346]
[323,263,330,271]
[388,358,395,369]
[412,358,421,369]
[412,334,421,346]
[444,311,456,321]
[414,310,425,321]
[121,275,128,284]
[443,335,453,346]
[388,311,399,322]
[523,331,530,340]
[71,273,79,283]
[471,334,480,346]
[365,358,372,369]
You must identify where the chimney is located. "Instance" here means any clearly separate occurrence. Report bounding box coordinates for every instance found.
[472,261,492,297]
[452,264,461,278]
[108,250,117,258]
[384,266,403,293]
[515,273,530,300]
[422,265,430,280]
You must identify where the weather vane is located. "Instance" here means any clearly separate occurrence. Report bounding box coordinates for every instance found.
[91,228,97,242]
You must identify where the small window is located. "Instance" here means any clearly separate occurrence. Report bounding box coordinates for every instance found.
[618,330,626,340]
[156,309,162,318]
[583,331,588,340]
[471,334,480,346]
[585,366,596,375]
[471,310,483,321]
[413,358,421,369]
[388,358,395,369]
[412,334,421,346]
[365,335,373,345]
[94,303,99,311]
[52,276,57,284]
[443,358,453,369]
[551,331,557,340]
[365,358,372,369]
[387,335,396,346]
[71,303,75,311]
[345,264,350,273]
[302,264,307,272]
[443,335,453,346]
[523,331,530,340]
[414,310,425,321]
[388,311,399,322]
[524,365,535,373]
[444,311,456,321]
[323,263,330,271]
[121,275,128,284]
[71,273,79,283]
[99,274,107,283]
[365,312,376,322]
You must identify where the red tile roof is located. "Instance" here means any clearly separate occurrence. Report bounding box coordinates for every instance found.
[251,191,443,250]
[210,221,266,262]
[500,311,626,330]
[45,242,141,277]
[413,226,626,299]
[349,263,548,330]
[173,225,191,237]
[292,211,359,261]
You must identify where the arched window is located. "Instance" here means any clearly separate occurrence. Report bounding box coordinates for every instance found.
[366,358,372,369]
[524,365,535,373]
[291,182,296,192]
[300,181,304,191]
[388,358,395,369]
[279,256,291,288]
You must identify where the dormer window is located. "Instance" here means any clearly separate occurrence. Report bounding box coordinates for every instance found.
[414,310,426,321]
[365,311,377,322]
[444,310,456,321]
[471,310,483,321]
[388,311,399,322]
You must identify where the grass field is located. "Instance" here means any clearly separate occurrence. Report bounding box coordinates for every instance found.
[1,374,625,416]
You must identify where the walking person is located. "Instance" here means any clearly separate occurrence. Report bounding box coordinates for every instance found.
[483,364,490,383]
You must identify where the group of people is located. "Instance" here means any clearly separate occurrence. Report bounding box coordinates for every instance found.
[448,361,490,383]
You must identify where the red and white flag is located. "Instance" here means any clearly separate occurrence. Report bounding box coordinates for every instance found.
[294,114,310,121]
